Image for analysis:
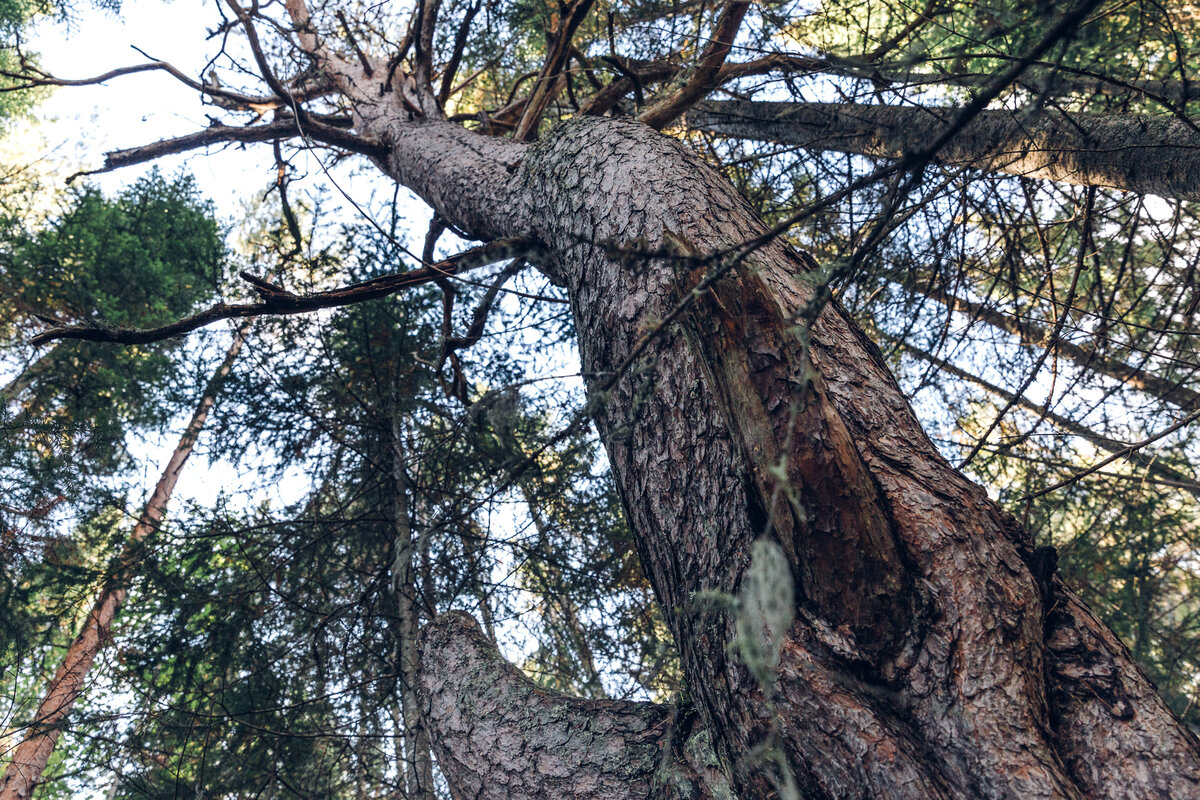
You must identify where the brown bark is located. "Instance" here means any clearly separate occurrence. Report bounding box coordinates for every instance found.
[414,114,1199,798]
[0,322,251,800]
[167,6,1200,796]
[687,100,1200,202]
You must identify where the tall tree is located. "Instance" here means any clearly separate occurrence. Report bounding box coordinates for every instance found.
[0,320,249,800]
[11,0,1200,797]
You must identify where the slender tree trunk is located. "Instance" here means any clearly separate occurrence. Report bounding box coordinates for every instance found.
[0,344,62,406]
[687,99,1200,201]
[0,322,251,800]
[387,409,435,800]
[905,279,1200,410]
[892,336,1200,497]
[286,21,1200,797]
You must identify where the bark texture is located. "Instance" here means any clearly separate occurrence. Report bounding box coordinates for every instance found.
[419,612,731,800]
[0,323,249,800]
[441,115,1199,799]
[687,100,1200,201]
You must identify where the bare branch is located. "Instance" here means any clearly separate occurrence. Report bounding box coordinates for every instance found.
[638,0,751,131]
[65,116,384,181]
[30,239,534,346]
[1023,407,1200,501]
[513,0,597,140]
[893,336,1200,499]
[437,0,482,108]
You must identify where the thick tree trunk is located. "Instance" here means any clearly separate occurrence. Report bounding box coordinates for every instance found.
[391,113,1200,800]
[687,100,1200,202]
[419,611,733,800]
[288,25,1200,796]
[0,322,250,800]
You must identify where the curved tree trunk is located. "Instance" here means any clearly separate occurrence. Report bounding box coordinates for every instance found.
[687,100,1200,202]
[277,12,1200,796]
[376,111,1200,800]
[0,322,251,800]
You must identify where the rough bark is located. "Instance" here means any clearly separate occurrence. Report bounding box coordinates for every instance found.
[687,100,1200,201]
[0,322,250,800]
[418,611,732,800]
[266,10,1200,797]
[411,114,1200,799]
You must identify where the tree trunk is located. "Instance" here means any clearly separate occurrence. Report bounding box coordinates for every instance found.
[687,100,1200,202]
[903,279,1200,410]
[387,408,436,800]
[0,322,251,800]
[889,335,1200,497]
[419,611,733,800]
[275,17,1200,795]
[373,112,1200,799]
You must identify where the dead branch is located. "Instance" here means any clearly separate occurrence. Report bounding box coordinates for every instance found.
[30,239,534,346]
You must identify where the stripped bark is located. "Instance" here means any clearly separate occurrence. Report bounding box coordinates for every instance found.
[688,100,1200,201]
[0,321,251,800]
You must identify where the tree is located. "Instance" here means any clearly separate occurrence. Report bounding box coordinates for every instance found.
[0,319,249,800]
[9,0,1200,797]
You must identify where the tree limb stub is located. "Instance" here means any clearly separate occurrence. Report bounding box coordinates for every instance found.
[418,612,732,800]
[29,238,534,345]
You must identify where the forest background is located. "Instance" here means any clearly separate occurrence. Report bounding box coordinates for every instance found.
[2,0,1200,797]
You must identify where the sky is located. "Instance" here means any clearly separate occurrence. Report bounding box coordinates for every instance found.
[16,0,440,513]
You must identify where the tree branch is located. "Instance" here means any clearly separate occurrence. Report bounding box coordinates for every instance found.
[30,239,533,345]
[66,116,384,181]
[688,99,1200,201]
[638,0,750,130]
[418,611,731,800]
[513,0,597,139]
[893,336,1200,499]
